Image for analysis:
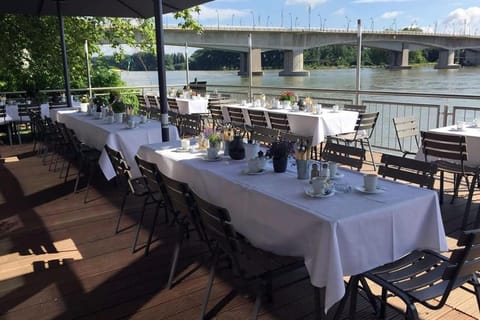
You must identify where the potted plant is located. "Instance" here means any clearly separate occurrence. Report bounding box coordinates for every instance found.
[278,91,295,107]
[111,100,126,123]
[79,95,90,112]
[205,128,222,159]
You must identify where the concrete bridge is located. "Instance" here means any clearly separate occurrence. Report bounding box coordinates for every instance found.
[163,26,480,76]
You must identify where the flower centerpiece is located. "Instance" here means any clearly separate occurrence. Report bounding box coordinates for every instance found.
[278,91,295,105]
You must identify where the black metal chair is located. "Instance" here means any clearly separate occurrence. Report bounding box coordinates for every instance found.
[179,113,202,138]
[378,153,438,189]
[393,116,420,157]
[267,111,290,132]
[104,145,158,254]
[333,111,380,170]
[64,127,101,203]
[134,155,167,255]
[250,125,279,146]
[335,229,480,320]
[192,190,303,320]
[158,171,209,290]
[421,131,479,229]
[207,97,227,130]
[247,109,268,127]
[322,138,366,171]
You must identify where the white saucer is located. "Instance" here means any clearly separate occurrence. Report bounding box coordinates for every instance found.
[202,156,222,162]
[304,186,335,198]
[174,148,191,153]
[449,127,465,132]
[241,168,265,175]
[330,173,344,180]
[355,186,385,194]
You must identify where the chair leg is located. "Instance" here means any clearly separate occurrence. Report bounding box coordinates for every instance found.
[200,251,219,319]
[439,171,445,204]
[166,226,184,289]
[83,163,97,203]
[451,173,462,204]
[251,283,264,320]
[314,287,326,320]
[462,174,478,230]
[144,201,162,256]
[115,190,130,234]
[132,196,149,253]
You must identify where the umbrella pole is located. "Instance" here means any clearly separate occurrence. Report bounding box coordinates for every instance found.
[154,0,170,141]
[56,0,72,108]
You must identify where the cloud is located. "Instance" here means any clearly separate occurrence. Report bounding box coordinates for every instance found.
[380,11,403,19]
[333,8,346,15]
[285,0,328,7]
[442,7,480,33]
[352,0,412,3]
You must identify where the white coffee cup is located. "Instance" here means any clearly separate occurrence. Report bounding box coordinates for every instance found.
[364,174,378,192]
[311,177,327,195]
[181,139,190,150]
[316,104,322,114]
[328,162,337,178]
[333,105,339,112]
[241,100,247,106]
[456,121,465,130]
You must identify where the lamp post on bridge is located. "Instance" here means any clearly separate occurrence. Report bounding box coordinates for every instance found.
[345,16,351,31]
[289,12,292,29]
[370,17,374,31]
[251,10,255,29]
[216,10,219,29]
[232,14,234,26]
[308,4,311,30]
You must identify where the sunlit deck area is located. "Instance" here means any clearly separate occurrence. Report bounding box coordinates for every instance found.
[1,141,479,320]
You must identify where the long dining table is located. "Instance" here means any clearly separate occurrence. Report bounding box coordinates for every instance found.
[137,142,448,312]
[221,103,359,145]
[56,111,179,180]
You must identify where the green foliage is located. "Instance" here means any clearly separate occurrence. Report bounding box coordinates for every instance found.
[111,100,126,113]
[173,7,202,33]
[121,93,139,114]
[189,49,239,70]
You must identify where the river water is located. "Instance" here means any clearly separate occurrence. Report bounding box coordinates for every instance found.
[120,67,480,95]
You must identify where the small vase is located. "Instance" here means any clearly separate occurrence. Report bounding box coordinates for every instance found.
[207,147,218,159]
[228,135,245,160]
[113,112,124,123]
[273,156,288,173]
[296,159,309,179]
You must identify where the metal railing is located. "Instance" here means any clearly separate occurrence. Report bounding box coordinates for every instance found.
[3,83,480,154]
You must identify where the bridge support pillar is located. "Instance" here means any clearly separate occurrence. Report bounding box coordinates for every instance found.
[388,43,411,69]
[279,50,310,77]
[435,50,460,69]
[238,49,263,76]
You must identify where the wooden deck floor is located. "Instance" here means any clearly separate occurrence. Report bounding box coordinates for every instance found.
[1,142,479,320]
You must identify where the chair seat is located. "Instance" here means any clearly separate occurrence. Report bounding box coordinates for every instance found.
[335,131,369,141]
[130,177,150,196]
[435,159,478,176]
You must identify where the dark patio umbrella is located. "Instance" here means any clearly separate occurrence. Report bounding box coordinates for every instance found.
[0,0,212,141]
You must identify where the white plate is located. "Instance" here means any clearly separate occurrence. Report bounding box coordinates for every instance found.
[330,173,344,180]
[202,156,222,162]
[174,148,191,153]
[355,186,385,194]
[304,187,335,198]
[241,168,265,175]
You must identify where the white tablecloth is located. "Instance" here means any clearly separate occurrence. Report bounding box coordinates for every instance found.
[137,143,447,311]
[49,107,80,122]
[57,112,179,179]
[416,125,480,166]
[222,104,358,145]
[176,98,209,114]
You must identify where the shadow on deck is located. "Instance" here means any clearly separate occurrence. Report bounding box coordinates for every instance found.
[0,143,479,320]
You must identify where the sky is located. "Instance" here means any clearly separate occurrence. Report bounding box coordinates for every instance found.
[104,0,480,55]
[181,0,480,34]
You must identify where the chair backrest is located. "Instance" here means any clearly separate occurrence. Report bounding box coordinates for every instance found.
[227,107,245,128]
[393,116,419,156]
[180,113,202,137]
[0,105,6,119]
[134,155,161,195]
[353,112,379,139]
[378,153,437,189]
[437,229,480,306]
[420,131,467,165]
[147,95,159,109]
[104,144,135,192]
[343,104,367,113]
[322,138,366,171]
[137,94,148,115]
[159,172,206,241]
[247,109,268,127]
[17,104,30,120]
[191,190,242,266]
[167,97,179,113]
[279,131,312,146]
[267,111,290,132]
[207,98,226,129]
[250,126,279,145]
